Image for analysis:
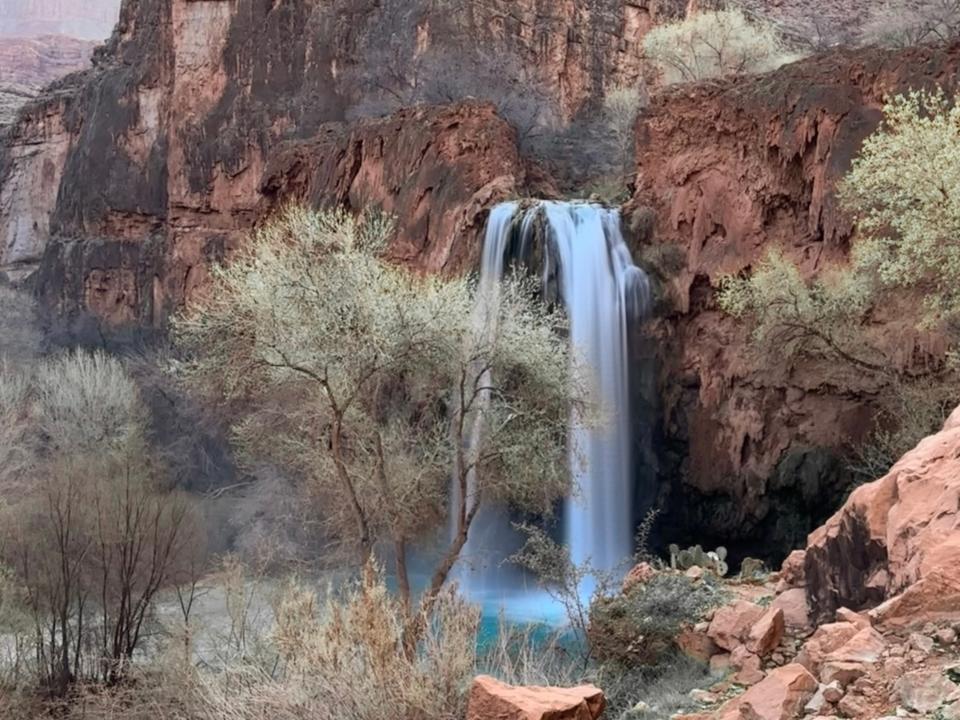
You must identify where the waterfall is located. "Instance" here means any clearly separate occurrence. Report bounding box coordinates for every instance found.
[456,200,651,615]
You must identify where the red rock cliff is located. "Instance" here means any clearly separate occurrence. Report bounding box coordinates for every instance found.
[631,43,960,557]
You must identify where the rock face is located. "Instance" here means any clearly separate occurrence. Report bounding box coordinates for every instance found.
[2,0,677,323]
[633,42,960,560]
[466,675,605,720]
[0,35,97,127]
[803,405,960,622]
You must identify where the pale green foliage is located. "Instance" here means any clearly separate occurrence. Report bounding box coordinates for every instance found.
[840,89,960,326]
[718,250,882,371]
[643,9,801,85]
[173,206,578,616]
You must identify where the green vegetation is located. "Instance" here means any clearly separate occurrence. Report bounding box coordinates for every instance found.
[720,88,960,477]
[589,573,727,667]
[173,206,582,641]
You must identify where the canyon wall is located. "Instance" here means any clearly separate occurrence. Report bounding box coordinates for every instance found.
[3,0,960,559]
[0,0,121,40]
[2,0,680,322]
[631,43,960,558]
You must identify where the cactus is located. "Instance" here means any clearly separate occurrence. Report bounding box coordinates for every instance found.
[671,543,729,576]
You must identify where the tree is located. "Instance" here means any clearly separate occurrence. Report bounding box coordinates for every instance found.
[0,351,201,690]
[863,0,960,47]
[643,9,800,85]
[173,206,581,641]
[840,89,960,327]
[719,88,960,479]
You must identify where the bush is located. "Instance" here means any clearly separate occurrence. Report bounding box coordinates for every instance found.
[863,0,960,47]
[588,573,727,667]
[644,9,801,85]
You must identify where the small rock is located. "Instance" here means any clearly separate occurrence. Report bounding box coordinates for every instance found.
[909,632,935,654]
[820,661,866,688]
[747,607,786,657]
[780,550,806,588]
[708,601,765,651]
[771,652,785,665]
[685,565,704,580]
[632,700,650,713]
[804,686,827,715]
[822,682,843,703]
[938,627,958,645]
[622,562,656,592]
[709,653,731,675]
[694,621,709,633]
[895,669,960,714]
[837,693,870,718]
[688,688,718,704]
[731,646,765,686]
[895,707,910,718]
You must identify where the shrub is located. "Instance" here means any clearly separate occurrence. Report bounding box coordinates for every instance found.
[588,573,727,667]
[644,9,801,85]
[863,0,960,47]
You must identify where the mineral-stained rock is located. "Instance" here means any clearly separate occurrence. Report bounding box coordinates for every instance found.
[718,664,818,720]
[635,42,960,561]
[466,675,605,720]
[804,407,960,622]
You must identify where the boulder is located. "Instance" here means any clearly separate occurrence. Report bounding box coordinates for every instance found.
[466,676,605,720]
[804,408,960,622]
[719,664,818,720]
[894,669,960,714]
[772,588,810,630]
[835,608,870,629]
[708,601,766,651]
[796,622,859,671]
[677,627,719,663]
[747,607,785,657]
[820,661,867,688]
[780,550,807,588]
[824,628,886,664]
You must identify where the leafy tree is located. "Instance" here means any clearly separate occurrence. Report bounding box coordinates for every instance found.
[173,207,581,640]
[643,9,801,85]
[719,88,960,478]
[840,89,960,327]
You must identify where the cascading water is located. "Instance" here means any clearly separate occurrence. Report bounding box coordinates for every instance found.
[456,200,651,616]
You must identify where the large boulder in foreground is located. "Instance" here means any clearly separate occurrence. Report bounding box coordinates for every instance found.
[466,675,605,720]
[803,406,960,623]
